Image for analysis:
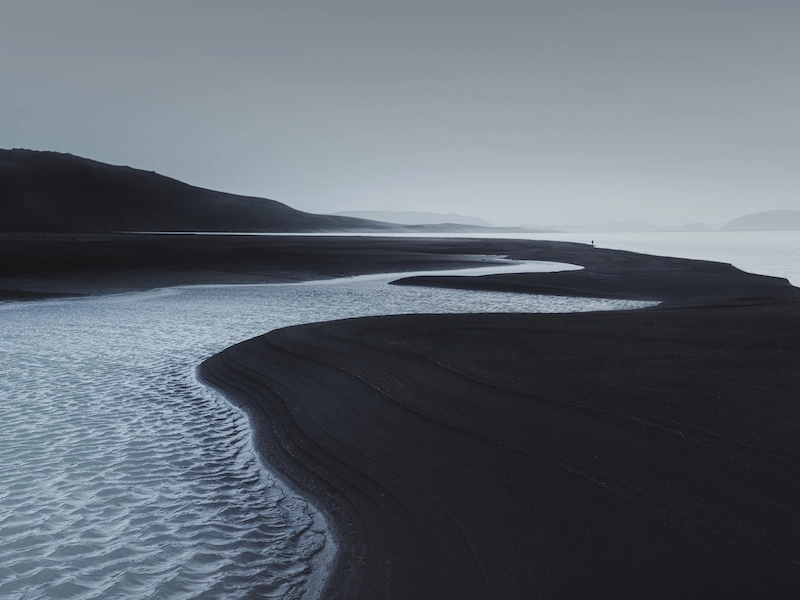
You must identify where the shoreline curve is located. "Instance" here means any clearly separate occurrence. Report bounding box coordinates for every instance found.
[200,246,800,598]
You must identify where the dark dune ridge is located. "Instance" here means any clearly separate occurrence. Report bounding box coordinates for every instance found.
[0,150,365,233]
[0,150,533,234]
[200,244,800,598]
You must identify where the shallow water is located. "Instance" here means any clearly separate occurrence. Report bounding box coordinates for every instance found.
[0,261,654,600]
[523,230,800,286]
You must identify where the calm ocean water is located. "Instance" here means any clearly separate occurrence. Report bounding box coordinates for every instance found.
[521,230,800,286]
[332,230,800,286]
[0,260,653,600]
[161,230,800,285]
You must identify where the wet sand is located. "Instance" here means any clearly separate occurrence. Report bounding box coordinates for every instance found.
[199,242,800,599]
[0,233,551,300]
[6,233,799,597]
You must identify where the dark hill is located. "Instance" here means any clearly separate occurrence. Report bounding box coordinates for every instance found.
[0,150,424,233]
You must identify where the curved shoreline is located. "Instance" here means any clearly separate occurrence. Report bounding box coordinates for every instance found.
[5,234,799,597]
[200,245,800,598]
[196,366,340,600]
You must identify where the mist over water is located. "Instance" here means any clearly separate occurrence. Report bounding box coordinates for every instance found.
[399,231,800,286]
[147,231,800,286]
[0,262,653,599]
[521,231,800,286]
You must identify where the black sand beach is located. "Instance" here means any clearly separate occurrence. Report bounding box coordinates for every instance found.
[198,240,800,599]
[0,233,516,299]
[4,232,794,303]
[5,233,799,597]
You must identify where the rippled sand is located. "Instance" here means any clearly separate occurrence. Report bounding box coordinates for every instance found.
[0,263,654,599]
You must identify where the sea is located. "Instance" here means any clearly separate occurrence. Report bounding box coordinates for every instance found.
[299,230,800,286]
[520,230,800,286]
[0,230,796,599]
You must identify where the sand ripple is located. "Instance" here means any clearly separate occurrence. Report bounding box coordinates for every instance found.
[0,263,654,598]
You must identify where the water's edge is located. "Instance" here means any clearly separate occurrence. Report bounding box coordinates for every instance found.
[195,368,337,600]
[190,261,656,599]
[0,258,654,599]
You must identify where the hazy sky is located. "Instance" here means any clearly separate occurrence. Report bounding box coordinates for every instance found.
[2,1,798,226]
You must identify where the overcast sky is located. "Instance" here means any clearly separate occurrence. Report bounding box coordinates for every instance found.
[2,1,798,226]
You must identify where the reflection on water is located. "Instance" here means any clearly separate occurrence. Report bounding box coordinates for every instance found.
[0,263,654,599]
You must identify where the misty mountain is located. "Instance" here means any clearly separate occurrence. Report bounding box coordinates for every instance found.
[334,210,493,227]
[525,221,715,233]
[658,223,717,232]
[721,210,800,231]
[552,221,662,233]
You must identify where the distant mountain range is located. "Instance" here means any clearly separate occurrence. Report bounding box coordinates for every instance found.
[528,220,716,233]
[0,150,534,234]
[333,210,494,227]
[721,210,800,231]
[525,211,800,233]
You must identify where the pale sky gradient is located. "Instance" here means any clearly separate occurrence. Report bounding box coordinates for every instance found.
[2,1,798,226]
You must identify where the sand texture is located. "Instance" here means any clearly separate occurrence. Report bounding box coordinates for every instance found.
[200,246,800,598]
[6,231,799,597]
